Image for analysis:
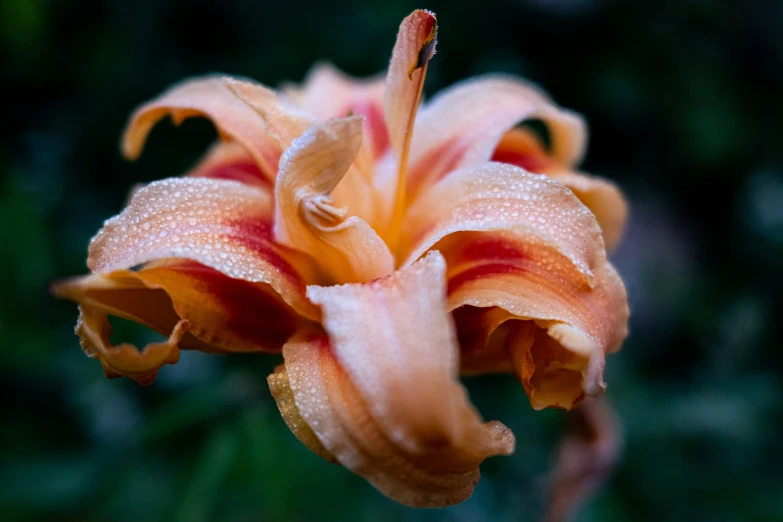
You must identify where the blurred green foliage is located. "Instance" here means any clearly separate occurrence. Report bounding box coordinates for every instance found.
[2,0,782,520]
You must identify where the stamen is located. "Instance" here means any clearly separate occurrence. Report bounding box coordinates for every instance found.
[302,195,349,230]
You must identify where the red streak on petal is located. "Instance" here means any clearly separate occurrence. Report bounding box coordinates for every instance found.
[453,237,528,265]
[173,262,299,348]
[199,159,272,188]
[447,263,524,295]
[491,149,553,173]
[223,215,305,285]
[350,100,390,158]
[409,136,467,195]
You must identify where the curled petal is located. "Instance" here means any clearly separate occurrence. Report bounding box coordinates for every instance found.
[53,261,305,383]
[453,306,517,374]
[122,76,281,181]
[274,252,513,507]
[443,232,628,410]
[88,177,318,319]
[401,162,604,285]
[512,324,592,411]
[228,77,380,226]
[407,76,586,198]
[74,304,186,385]
[400,162,626,409]
[56,261,303,348]
[274,117,394,283]
[493,128,628,250]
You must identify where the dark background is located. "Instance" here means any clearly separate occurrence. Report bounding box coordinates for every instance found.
[2,0,782,520]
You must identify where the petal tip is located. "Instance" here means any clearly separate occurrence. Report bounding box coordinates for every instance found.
[405,11,438,80]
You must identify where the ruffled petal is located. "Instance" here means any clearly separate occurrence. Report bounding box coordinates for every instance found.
[273,117,394,283]
[272,252,514,507]
[444,232,628,410]
[73,304,187,385]
[407,76,586,199]
[383,9,437,244]
[400,162,627,410]
[401,163,604,284]
[88,177,318,319]
[53,261,305,384]
[492,128,628,250]
[122,76,281,182]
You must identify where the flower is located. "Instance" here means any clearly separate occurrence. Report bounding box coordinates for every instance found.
[52,9,629,507]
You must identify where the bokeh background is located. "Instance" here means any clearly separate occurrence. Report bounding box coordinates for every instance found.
[2,0,783,520]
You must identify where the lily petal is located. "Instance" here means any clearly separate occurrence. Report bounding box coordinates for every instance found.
[122,76,281,182]
[74,304,187,385]
[401,163,604,284]
[445,233,628,410]
[493,128,628,250]
[385,10,437,159]
[227,77,380,227]
[88,177,318,319]
[383,9,437,244]
[282,63,389,159]
[268,362,337,463]
[546,170,627,251]
[53,261,304,383]
[273,252,514,507]
[188,141,270,188]
[400,163,627,409]
[223,77,315,148]
[273,117,394,283]
[407,76,586,199]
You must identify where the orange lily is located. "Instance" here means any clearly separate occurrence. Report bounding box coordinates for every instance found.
[53,10,629,507]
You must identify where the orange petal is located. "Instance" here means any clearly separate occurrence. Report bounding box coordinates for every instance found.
[88,177,318,319]
[547,169,628,251]
[223,77,316,148]
[383,9,437,245]
[267,363,337,463]
[273,117,394,283]
[282,63,389,160]
[74,304,187,385]
[385,10,437,157]
[401,163,604,285]
[452,306,517,374]
[53,262,305,383]
[187,141,270,188]
[407,76,586,199]
[443,232,628,410]
[122,76,281,182]
[493,128,628,250]
[400,162,627,409]
[276,252,514,507]
[227,77,380,227]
